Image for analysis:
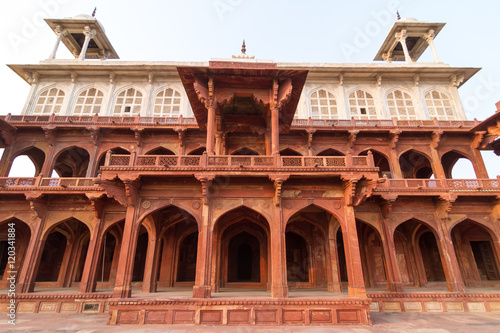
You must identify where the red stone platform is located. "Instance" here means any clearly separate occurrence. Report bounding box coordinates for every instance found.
[107,297,371,325]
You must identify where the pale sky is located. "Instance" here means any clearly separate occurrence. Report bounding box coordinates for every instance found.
[0,0,498,178]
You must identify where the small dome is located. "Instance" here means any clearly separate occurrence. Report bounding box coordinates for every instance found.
[399,17,418,22]
[72,14,95,20]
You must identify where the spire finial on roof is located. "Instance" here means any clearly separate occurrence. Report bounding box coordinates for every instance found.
[92,7,97,17]
[241,40,246,55]
[397,11,401,20]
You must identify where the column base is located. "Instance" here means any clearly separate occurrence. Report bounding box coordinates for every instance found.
[112,286,132,298]
[18,282,36,293]
[388,282,404,293]
[271,285,288,298]
[448,282,466,293]
[192,285,211,298]
[348,286,366,298]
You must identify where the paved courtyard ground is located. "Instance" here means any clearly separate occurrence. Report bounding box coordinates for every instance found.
[1,312,500,332]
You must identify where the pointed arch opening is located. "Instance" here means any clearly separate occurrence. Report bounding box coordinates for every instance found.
[357,221,388,289]
[441,150,477,179]
[316,148,344,156]
[7,147,45,177]
[52,146,90,178]
[286,205,341,291]
[94,220,124,291]
[145,147,176,155]
[231,147,260,156]
[35,218,91,290]
[393,219,446,289]
[399,150,434,179]
[96,147,130,176]
[280,148,303,156]
[214,206,269,291]
[451,220,500,287]
[0,220,31,289]
[359,150,391,178]
[187,147,206,155]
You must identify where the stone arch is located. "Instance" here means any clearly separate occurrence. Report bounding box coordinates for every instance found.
[35,217,91,289]
[187,147,206,155]
[441,150,477,179]
[451,219,500,286]
[399,149,434,179]
[393,218,446,288]
[356,220,388,289]
[51,145,91,177]
[213,206,271,291]
[8,146,45,177]
[286,204,343,291]
[231,147,260,155]
[145,147,176,155]
[316,148,344,156]
[94,219,125,289]
[96,147,131,176]
[0,219,31,288]
[280,148,303,156]
[134,204,200,293]
[359,149,392,178]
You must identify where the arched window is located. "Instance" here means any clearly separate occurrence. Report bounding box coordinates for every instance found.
[113,88,142,115]
[387,90,415,120]
[154,88,181,116]
[349,90,377,119]
[74,88,104,115]
[310,89,337,119]
[425,90,455,120]
[33,88,65,115]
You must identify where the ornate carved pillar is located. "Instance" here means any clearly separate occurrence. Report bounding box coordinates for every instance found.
[141,224,159,293]
[430,131,446,179]
[389,130,402,178]
[193,175,214,298]
[206,100,216,155]
[48,25,67,59]
[270,177,288,298]
[395,29,412,63]
[78,26,96,60]
[343,204,367,298]
[470,131,490,178]
[271,79,280,156]
[423,29,440,63]
[380,200,404,292]
[111,204,138,298]
[78,197,105,293]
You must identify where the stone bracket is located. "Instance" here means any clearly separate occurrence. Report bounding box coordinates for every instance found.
[269,175,290,206]
[195,174,215,205]
[24,193,47,218]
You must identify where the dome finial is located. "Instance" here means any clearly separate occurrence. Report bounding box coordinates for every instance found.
[397,11,401,20]
[241,40,246,55]
[92,7,97,17]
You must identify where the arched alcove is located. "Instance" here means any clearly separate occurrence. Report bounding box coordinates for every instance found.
[399,150,434,179]
[52,147,90,177]
[8,147,45,177]
[441,151,476,179]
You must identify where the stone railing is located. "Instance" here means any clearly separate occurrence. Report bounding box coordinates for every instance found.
[105,154,373,169]
[0,177,98,189]
[378,178,500,190]
[0,114,478,131]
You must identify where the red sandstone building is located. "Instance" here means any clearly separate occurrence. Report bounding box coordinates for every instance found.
[0,14,499,326]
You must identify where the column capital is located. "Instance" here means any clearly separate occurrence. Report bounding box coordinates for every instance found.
[423,29,436,43]
[83,25,97,38]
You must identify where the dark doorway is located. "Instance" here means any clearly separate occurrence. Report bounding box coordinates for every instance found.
[419,232,446,282]
[471,241,499,281]
[36,232,66,282]
[176,233,198,282]
[132,228,148,282]
[227,232,260,283]
[286,232,309,282]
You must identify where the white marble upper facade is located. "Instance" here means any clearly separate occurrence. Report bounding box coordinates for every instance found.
[22,69,466,121]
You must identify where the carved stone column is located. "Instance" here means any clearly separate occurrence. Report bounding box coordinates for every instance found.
[193,175,214,298]
[343,205,367,298]
[78,26,96,60]
[111,204,138,298]
[395,29,412,63]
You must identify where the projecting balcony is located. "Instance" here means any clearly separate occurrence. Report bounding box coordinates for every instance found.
[101,153,377,176]
[374,177,500,196]
[0,176,102,193]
